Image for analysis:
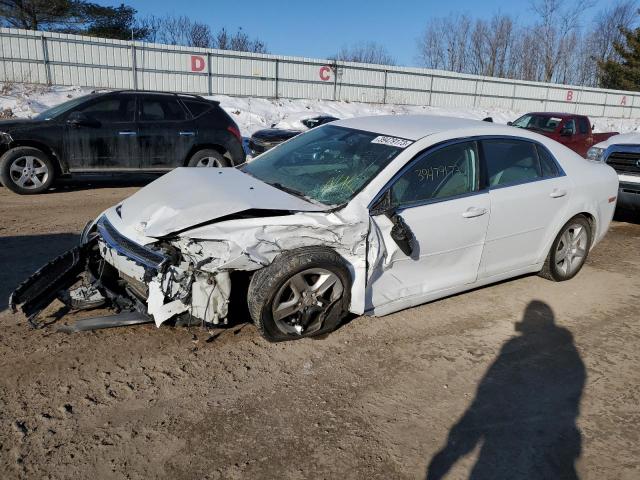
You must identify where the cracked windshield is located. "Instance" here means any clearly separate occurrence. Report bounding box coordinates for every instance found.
[241,125,406,205]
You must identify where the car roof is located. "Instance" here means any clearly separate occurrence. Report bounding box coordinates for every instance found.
[331,115,506,141]
[107,90,215,102]
[526,112,584,119]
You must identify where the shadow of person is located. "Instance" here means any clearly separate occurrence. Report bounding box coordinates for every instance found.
[426,300,586,480]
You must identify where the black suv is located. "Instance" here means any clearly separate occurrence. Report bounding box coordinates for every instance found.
[0,90,245,194]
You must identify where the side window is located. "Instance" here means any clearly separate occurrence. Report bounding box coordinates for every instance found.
[78,97,135,122]
[139,98,187,122]
[391,141,479,206]
[483,139,541,187]
[578,117,589,134]
[182,99,212,117]
[537,145,560,178]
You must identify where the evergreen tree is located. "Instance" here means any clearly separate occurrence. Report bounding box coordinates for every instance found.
[599,26,640,91]
[83,3,148,41]
[0,1,149,41]
[0,0,86,30]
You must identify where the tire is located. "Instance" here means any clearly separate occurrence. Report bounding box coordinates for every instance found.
[187,149,231,168]
[248,247,352,342]
[539,215,592,282]
[0,147,55,194]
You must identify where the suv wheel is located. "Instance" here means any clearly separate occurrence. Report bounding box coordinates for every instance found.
[539,215,592,281]
[187,149,230,168]
[248,247,351,342]
[0,147,55,194]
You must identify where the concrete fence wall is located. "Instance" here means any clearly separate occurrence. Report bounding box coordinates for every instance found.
[1,27,638,118]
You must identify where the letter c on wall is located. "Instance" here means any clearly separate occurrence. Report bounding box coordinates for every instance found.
[191,55,206,72]
[319,66,332,81]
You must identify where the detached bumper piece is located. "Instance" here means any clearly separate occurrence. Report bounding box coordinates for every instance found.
[9,245,89,327]
[57,311,152,333]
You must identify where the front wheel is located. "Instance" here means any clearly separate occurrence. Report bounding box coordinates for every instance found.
[187,149,230,168]
[248,247,352,342]
[0,147,55,194]
[539,215,592,281]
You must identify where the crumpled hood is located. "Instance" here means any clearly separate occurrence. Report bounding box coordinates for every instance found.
[593,132,640,149]
[119,168,325,238]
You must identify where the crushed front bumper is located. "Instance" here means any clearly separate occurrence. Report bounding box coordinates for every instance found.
[10,215,232,329]
[10,245,89,326]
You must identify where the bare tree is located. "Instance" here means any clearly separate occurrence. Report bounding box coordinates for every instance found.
[529,0,595,82]
[415,0,637,86]
[141,15,267,52]
[589,0,638,84]
[335,41,395,65]
[215,27,268,53]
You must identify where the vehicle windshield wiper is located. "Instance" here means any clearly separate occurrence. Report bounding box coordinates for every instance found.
[269,182,309,200]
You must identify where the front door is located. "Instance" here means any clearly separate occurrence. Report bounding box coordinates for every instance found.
[136,95,196,169]
[368,141,490,311]
[63,95,138,171]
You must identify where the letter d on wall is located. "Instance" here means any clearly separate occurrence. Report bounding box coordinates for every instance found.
[191,55,206,72]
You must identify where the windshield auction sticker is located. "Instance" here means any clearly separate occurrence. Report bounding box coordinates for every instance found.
[371,136,413,148]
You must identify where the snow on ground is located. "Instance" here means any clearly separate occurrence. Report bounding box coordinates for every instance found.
[1,83,640,136]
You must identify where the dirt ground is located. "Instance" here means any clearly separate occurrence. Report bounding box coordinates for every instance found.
[0,181,638,480]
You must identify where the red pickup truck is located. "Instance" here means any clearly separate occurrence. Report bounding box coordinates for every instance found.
[508,112,619,157]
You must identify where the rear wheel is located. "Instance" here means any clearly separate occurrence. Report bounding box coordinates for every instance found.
[539,215,591,281]
[248,247,351,342]
[187,149,230,168]
[0,147,55,194]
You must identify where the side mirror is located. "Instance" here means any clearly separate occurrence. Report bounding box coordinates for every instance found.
[371,190,414,256]
[387,211,414,256]
[67,111,99,127]
[507,121,513,126]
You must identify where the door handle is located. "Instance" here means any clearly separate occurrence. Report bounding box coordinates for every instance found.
[550,189,567,198]
[179,131,195,136]
[119,131,137,136]
[462,207,488,218]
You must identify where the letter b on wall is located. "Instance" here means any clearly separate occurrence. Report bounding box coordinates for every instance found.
[191,55,206,72]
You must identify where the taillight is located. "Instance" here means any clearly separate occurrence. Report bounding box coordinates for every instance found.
[227,125,242,142]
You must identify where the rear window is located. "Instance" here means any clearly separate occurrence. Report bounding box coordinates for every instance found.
[578,117,589,134]
[139,97,186,121]
[537,145,560,177]
[182,99,213,117]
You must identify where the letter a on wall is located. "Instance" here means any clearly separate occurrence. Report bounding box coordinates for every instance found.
[191,55,206,72]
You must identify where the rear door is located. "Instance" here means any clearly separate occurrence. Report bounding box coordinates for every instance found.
[136,95,196,170]
[63,95,138,170]
[479,138,571,278]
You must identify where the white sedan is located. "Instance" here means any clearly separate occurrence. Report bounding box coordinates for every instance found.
[11,115,619,341]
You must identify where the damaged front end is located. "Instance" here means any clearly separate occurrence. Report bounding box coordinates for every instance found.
[10,167,373,332]
[10,214,233,330]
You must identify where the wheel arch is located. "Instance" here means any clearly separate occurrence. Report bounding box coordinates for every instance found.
[6,140,65,175]
[183,144,230,166]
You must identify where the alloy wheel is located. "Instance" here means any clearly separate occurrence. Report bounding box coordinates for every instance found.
[9,156,49,190]
[272,268,344,335]
[555,223,589,276]
[195,157,223,167]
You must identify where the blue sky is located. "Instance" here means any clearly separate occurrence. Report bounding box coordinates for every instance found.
[107,0,616,66]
